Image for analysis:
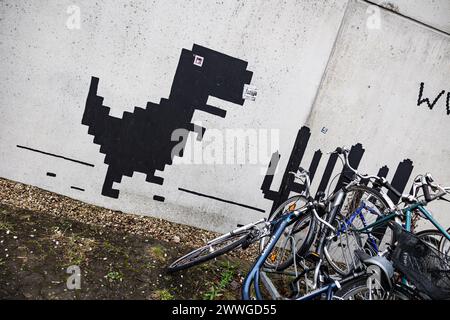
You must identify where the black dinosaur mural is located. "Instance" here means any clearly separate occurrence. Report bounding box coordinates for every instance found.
[82,44,253,198]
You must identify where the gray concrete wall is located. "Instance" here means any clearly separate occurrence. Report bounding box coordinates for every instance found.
[373,0,450,33]
[305,0,450,229]
[0,0,449,232]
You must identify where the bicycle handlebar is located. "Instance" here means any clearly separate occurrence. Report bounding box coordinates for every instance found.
[329,147,450,205]
[289,169,312,198]
[331,146,409,199]
[411,173,450,203]
[331,146,379,181]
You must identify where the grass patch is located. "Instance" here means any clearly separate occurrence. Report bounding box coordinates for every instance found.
[105,270,124,282]
[148,245,166,261]
[103,240,123,255]
[62,235,95,267]
[203,261,237,300]
[0,220,14,232]
[154,289,174,300]
[67,250,84,266]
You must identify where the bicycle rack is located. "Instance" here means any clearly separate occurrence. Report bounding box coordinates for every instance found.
[260,270,282,300]
[258,235,315,299]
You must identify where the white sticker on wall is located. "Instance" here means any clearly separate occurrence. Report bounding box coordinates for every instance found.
[243,84,258,101]
[193,55,204,67]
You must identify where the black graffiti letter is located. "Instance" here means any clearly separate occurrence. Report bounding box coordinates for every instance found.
[417,82,445,111]
[447,92,450,115]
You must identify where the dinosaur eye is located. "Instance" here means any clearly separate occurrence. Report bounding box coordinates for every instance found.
[193,55,204,67]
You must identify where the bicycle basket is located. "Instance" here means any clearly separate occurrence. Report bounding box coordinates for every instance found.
[391,227,450,300]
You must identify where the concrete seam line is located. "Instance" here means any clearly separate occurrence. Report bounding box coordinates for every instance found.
[362,0,450,37]
[304,0,352,127]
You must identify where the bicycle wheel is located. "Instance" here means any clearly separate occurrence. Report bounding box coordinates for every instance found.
[333,276,422,300]
[416,229,450,257]
[167,229,253,272]
[324,185,395,276]
[259,195,316,271]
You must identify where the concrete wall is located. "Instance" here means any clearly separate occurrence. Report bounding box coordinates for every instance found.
[304,1,450,229]
[373,0,450,33]
[0,0,449,232]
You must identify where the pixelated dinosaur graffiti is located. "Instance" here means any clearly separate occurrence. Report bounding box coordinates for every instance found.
[82,44,253,198]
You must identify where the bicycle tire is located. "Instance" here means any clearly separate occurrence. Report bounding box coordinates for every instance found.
[259,195,316,271]
[416,228,450,256]
[333,276,423,300]
[324,185,395,276]
[167,229,253,272]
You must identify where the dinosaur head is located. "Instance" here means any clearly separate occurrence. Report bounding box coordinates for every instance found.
[170,44,253,107]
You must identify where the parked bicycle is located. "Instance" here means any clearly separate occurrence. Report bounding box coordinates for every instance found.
[243,149,450,300]
[167,146,450,300]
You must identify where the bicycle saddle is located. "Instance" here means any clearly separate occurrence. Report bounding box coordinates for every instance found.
[354,249,394,290]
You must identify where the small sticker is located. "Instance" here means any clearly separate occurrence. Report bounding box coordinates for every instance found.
[321,127,328,134]
[193,55,204,67]
[243,84,257,101]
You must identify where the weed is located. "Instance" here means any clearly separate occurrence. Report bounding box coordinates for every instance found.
[148,245,166,261]
[105,270,123,282]
[67,251,84,266]
[203,261,237,300]
[64,235,89,267]
[0,221,14,232]
[154,289,174,300]
[203,285,223,300]
[144,261,156,269]
[59,221,73,233]
[103,241,122,255]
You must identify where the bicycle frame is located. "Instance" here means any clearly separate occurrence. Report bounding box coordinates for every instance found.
[241,204,367,300]
[350,202,450,241]
[242,190,346,300]
[405,203,450,241]
[242,211,296,300]
[336,201,382,252]
[207,218,267,246]
[242,162,449,300]
[294,271,365,300]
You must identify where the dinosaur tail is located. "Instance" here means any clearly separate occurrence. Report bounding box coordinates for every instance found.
[82,76,112,138]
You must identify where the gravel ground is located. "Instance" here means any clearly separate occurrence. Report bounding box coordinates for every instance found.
[0,177,265,299]
[0,177,259,261]
[0,202,249,299]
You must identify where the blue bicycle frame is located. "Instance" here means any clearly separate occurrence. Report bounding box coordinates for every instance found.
[241,209,365,300]
[242,211,295,300]
[242,199,450,300]
[336,201,380,253]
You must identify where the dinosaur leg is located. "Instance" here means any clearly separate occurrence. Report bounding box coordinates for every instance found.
[102,166,122,198]
[146,170,164,185]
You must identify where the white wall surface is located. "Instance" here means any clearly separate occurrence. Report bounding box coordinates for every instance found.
[0,0,348,232]
[305,0,450,229]
[0,0,449,233]
[373,0,450,33]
